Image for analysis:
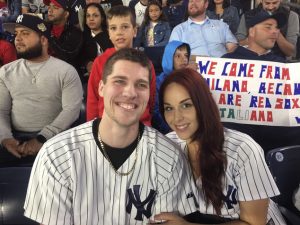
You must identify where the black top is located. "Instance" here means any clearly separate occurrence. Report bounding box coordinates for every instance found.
[92,118,145,170]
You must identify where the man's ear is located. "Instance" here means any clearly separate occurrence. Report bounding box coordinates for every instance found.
[64,10,70,20]
[99,80,104,97]
[40,36,48,46]
[248,27,255,38]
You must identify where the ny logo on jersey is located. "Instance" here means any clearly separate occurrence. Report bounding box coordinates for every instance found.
[16,15,23,23]
[224,185,237,209]
[126,185,157,221]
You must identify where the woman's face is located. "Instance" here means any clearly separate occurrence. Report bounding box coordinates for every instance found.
[163,83,199,142]
[86,6,102,31]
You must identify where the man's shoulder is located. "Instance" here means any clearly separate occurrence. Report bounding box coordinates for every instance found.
[94,48,116,65]
[144,126,180,154]
[43,121,94,151]
[0,59,23,76]
[48,56,78,72]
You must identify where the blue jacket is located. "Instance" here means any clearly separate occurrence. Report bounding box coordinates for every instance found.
[134,21,171,47]
[152,40,191,134]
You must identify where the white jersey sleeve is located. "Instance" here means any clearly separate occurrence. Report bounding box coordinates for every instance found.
[24,136,74,225]
[151,135,198,217]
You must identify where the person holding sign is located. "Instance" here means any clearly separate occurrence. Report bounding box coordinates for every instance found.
[222,11,300,152]
[154,68,286,225]
[223,11,286,63]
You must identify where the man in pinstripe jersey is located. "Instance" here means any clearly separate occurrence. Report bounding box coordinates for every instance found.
[24,48,198,225]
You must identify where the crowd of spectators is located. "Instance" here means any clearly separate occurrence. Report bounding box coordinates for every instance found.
[0,0,299,165]
[1,0,300,223]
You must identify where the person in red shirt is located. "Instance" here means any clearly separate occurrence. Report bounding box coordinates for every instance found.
[87,5,156,126]
[0,35,16,66]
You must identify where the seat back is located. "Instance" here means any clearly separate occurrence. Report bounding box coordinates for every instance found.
[0,167,38,225]
[266,145,300,216]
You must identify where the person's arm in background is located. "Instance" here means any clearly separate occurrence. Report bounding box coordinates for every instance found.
[3,0,21,22]
[276,11,299,57]
[236,14,249,46]
[86,57,102,121]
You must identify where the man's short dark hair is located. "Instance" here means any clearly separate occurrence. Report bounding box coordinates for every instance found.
[103,48,152,83]
[106,5,136,28]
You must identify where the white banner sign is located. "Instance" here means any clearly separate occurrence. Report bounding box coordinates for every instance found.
[196,57,300,126]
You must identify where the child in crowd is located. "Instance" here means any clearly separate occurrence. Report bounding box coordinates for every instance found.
[134,0,171,47]
[86,5,156,126]
[81,3,113,76]
[152,40,191,134]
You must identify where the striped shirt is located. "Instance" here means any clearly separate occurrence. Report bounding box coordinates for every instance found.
[167,128,286,225]
[24,121,197,225]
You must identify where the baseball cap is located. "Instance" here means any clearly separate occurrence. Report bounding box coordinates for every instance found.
[49,0,69,10]
[248,11,287,28]
[2,14,51,39]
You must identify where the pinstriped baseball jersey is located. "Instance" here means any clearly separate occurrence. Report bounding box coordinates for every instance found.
[167,128,286,225]
[24,120,197,225]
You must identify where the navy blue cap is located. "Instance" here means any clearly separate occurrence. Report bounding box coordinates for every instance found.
[3,14,51,39]
[248,11,287,28]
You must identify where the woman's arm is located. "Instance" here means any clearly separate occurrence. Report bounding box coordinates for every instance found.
[154,198,269,225]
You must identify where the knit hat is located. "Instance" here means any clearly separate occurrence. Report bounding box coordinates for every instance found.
[2,14,51,39]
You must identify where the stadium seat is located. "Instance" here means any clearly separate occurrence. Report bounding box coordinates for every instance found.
[266,145,300,225]
[0,166,38,225]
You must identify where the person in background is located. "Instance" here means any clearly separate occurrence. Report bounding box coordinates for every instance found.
[222,12,300,153]
[163,0,187,29]
[129,0,148,27]
[0,32,16,66]
[47,0,83,77]
[22,0,48,18]
[0,0,21,23]
[0,14,82,166]
[134,0,171,47]
[236,0,299,58]
[80,3,113,77]
[153,40,191,134]
[87,5,156,125]
[155,68,286,225]
[169,0,237,57]
[206,0,240,34]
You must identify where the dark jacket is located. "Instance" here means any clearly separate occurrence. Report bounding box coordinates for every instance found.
[222,46,286,63]
[134,21,171,47]
[1,0,21,23]
[49,23,83,75]
[81,29,113,68]
[206,5,240,34]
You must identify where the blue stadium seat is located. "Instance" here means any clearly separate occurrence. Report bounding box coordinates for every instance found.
[0,166,38,225]
[266,145,300,225]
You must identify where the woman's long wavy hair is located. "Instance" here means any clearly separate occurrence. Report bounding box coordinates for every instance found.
[207,0,230,11]
[159,68,227,215]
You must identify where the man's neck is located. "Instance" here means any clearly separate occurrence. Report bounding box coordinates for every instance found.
[99,116,139,148]
[190,14,206,22]
[26,54,50,63]
[247,43,269,56]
